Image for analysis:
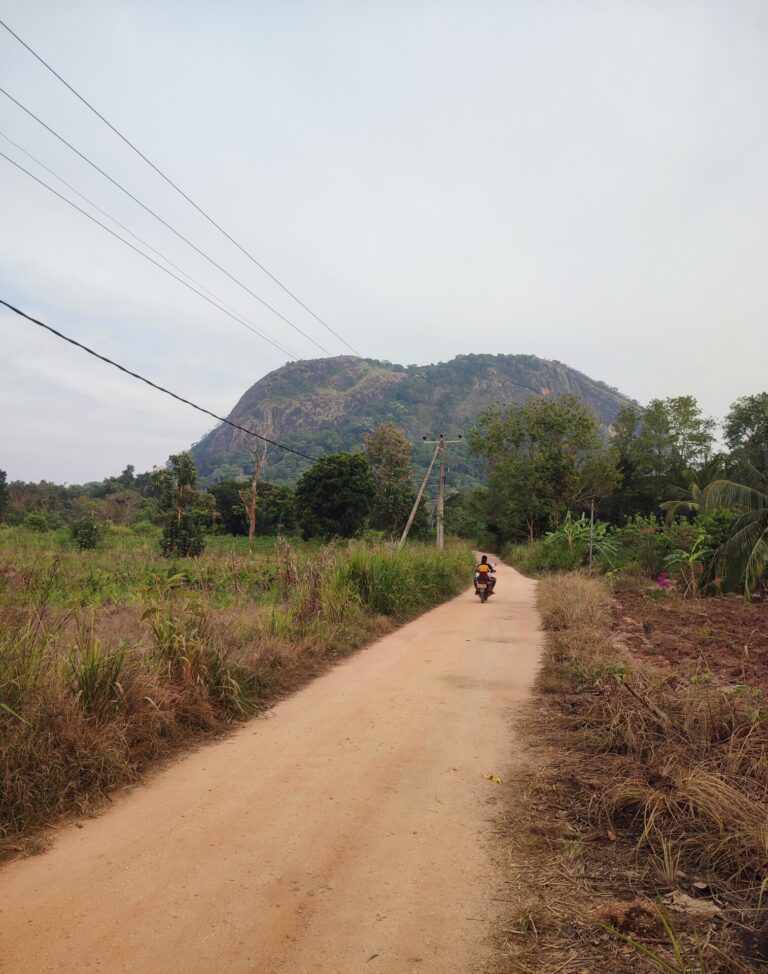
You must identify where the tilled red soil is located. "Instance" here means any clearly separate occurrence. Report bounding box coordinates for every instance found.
[613,586,768,688]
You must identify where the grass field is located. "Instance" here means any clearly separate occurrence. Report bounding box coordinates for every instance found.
[0,527,473,842]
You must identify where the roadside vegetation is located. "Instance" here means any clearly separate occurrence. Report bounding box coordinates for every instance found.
[0,529,472,843]
[467,392,768,971]
[498,574,768,973]
[456,391,768,600]
[0,421,463,845]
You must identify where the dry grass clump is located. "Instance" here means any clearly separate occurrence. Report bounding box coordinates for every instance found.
[1,540,473,842]
[538,572,610,631]
[523,573,768,970]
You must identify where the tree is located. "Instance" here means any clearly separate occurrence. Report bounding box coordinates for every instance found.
[608,397,716,518]
[256,483,296,535]
[665,396,716,473]
[294,453,375,540]
[445,487,489,541]
[117,465,135,488]
[208,480,249,535]
[237,430,270,546]
[0,469,7,524]
[701,477,767,598]
[362,424,416,539]
[154,453,214,557]
[208,480,296,536]
[725,393,768,482]
[468,395,612,542]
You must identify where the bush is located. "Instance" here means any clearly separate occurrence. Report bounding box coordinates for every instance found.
[504,513,619,574]
[695,507,735,548]
[160,515,206,558]
[23,512,49,532]
[71,515,101,551]
[504,539,577,574]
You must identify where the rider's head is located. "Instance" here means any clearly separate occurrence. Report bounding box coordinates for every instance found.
[481,555,488,563]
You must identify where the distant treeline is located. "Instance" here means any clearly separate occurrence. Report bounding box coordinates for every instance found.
[2,391,766,563]
[0,465,296,537]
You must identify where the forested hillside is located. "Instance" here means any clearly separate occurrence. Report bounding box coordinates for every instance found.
[190,353,631,486]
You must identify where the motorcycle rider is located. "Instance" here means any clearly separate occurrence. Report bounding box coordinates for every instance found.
[474,555,497,594]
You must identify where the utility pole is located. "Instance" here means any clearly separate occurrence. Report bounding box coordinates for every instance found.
[422,434,462,550]
[398,441,440,549]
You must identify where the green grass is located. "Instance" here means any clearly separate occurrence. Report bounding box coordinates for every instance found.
[0,528,473,839]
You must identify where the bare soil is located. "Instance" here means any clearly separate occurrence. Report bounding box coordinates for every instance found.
[0,564,543,974]
[613,586,768,687]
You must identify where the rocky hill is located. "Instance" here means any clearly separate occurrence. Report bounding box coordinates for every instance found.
[190,354,632,487]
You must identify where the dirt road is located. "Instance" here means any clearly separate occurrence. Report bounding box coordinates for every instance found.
[0,564,542,974]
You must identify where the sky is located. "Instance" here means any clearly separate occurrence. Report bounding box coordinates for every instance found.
[2,0,767,483]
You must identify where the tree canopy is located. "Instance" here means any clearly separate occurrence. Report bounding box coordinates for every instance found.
[154,453,214,557]
[469,395,618,542]
[362,424,417,539]
[294,453,376,540]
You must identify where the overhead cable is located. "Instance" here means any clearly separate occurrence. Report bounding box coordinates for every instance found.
[0,298,319,462]
[1,129,242,308]
[0,17,360,356]
[0,86,334,356]
[0,136,298,358]
[0,149,298,359]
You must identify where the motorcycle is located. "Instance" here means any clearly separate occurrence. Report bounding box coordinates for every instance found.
[474,568,496,603]
[475,576,491,603]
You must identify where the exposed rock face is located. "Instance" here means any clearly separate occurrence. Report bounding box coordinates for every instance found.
[190,353,632,485]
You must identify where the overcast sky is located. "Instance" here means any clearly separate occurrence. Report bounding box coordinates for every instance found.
[2,0,766,483]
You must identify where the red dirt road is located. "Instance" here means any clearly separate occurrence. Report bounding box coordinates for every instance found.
[0,564,542,974]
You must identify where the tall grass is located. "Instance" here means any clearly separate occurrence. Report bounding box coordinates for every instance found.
[0,534,473,839]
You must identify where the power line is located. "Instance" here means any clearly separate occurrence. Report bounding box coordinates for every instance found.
[0,86,334,356]
[0,136,299,359]
[0,149,298,360]
[0,17,360,356]
[0,298,319,463]
[0,129,246,310]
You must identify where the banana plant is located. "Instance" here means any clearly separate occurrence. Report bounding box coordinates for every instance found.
[663,534,712,598]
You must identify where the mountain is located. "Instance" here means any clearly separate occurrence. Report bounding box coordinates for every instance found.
[190,354,633,488]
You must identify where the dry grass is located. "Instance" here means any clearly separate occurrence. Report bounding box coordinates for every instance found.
[494,572,768,973]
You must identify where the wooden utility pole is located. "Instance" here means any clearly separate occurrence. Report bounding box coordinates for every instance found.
[398,442,440,549]
[422,434,462,550]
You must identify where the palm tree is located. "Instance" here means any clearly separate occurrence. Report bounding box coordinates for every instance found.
[660,457,725,522]
[660,482,705,521]
[700,478,768,598]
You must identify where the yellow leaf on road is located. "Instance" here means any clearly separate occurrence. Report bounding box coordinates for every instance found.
[483,774,502,784]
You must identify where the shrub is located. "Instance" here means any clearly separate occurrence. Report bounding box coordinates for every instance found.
[71,515,101,550]
[23,512,49,532]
